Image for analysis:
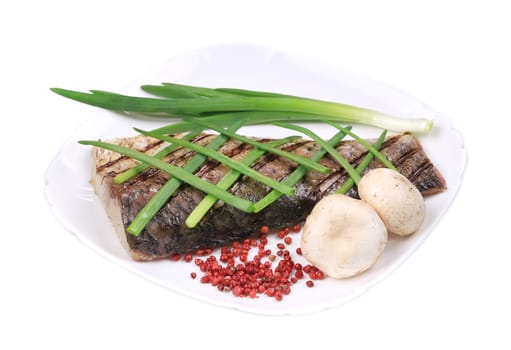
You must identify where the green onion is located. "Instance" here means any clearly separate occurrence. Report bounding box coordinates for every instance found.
[50,84,433,133]
[150,120,205,134]
[150,111,326,133]
[114,128,202,184]
[79,140,255,213]
[326,121,397,170]
[134,128,295,196]
[142,82,238,99]
[336,129,388,194]
[179,118,329,174]
[125,121,244,236]
[185,136,299,228]
[144,84,303,99]
[272,122,361,184]
[213,87,304,99]
[252,126,351,213]
[143,112,344,135]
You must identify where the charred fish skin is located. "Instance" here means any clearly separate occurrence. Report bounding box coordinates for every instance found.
[92,133,446,261]
[121,182,318,260]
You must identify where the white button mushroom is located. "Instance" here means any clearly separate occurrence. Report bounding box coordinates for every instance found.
[301,194,388,279]
[358,168,426,236]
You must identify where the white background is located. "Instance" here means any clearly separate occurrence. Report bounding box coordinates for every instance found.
[2,1,510,349]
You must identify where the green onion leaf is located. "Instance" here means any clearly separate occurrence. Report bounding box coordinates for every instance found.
[150,111,326,133]
[181,118,330,174]
[272,122,361,184]
[125,121,244,236]
[114,128,203,184]
[252,126,351,213]
[214,87,303,99]
[185,136,300,228]
[79,140,255,217]
[326,121,397,171]
[134,128,295,196]
[142,82,236,99]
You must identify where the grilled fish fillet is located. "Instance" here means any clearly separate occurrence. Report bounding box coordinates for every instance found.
[91,132,446,261]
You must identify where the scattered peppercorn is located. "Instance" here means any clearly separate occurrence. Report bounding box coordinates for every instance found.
[181,224,324,301]
[171,253,181,261]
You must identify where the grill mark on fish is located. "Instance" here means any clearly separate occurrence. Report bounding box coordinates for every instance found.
[316,150,368,193]
[391,148,420,168]
[91,132,446,261]
[131,149,196,183]
[412,163,445,195]
[316,135,428,197]
[410,160,432,182]
[193,139,250,180]
[379,135,400,151]
[96,139,165,172]
[97,155,130,173]
[250,140,310,173]
[123,134,223,184]
[96,133,213,178]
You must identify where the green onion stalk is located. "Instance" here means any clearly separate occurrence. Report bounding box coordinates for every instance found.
[50,82,433,133]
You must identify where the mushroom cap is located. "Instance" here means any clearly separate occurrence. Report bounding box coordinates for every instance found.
[358,168,426,236]
[301,194,387,279]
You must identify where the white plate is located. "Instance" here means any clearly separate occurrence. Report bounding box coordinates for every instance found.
[45,44,466,315]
